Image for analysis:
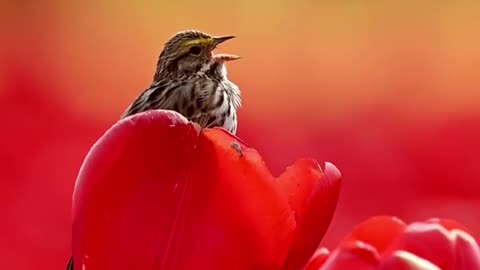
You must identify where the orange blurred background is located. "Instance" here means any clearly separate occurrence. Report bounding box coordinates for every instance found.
[2,1,480,269]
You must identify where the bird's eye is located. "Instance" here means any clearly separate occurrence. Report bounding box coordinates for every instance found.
[189,46,202,55]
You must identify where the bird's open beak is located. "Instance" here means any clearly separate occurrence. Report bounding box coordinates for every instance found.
[213,53,241,62]
[212,35,235,46]
[212,35,240,62]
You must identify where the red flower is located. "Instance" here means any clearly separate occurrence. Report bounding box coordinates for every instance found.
[71,110,341,270]
[307,216,480,270]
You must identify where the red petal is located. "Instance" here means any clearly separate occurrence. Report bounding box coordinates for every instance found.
[452,229,480,270]
[424,219,480,269]
[278,159,323,218]
[386,222,455,269]
[425,218,471,234]
[196,128,296,269]
[72,110,201,270]
[74,110,334,270]
[387,221,480,270]
[304,247,330,270]
[342,216,406,254]
[281,162,342,270]
[319,241,379,270]
[380,251,441,270]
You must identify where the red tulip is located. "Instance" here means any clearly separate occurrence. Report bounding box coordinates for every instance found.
[307,216,480,270]
[71,110,341,270]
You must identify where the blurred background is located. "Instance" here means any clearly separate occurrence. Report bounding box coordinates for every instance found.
[2,1,480,269]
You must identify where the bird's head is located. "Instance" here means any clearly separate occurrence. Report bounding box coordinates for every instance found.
[154,30,239,80]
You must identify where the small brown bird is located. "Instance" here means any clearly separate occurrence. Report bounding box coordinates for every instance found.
[122,30,242,134]
[66,30,242,270]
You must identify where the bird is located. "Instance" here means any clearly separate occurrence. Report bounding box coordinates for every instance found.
[121,30,242,134]
[65,30,242,270]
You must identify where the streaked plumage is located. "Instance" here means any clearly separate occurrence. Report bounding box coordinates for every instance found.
[66,30,242,270]
[122,30,241,134]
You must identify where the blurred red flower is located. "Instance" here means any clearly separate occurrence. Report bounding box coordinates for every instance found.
[71,110,341,270]
[307,216,480,270]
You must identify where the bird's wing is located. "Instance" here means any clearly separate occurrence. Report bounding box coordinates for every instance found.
[121,80,185,119]
[120,77,220,128]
